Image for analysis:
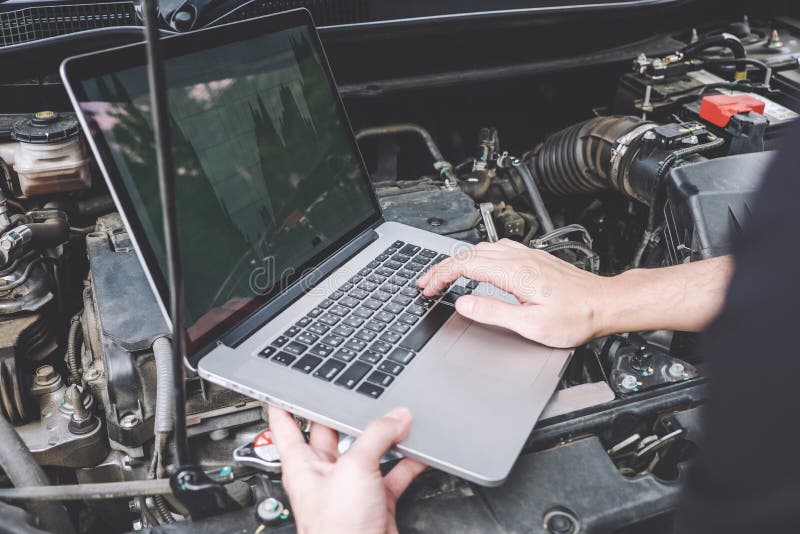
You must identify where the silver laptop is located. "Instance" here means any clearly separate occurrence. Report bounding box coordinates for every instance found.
[61,9,571,486]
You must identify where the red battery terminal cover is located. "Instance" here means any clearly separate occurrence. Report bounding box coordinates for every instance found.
[699,94,766,128]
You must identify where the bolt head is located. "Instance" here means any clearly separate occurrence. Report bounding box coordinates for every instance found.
[34,365,59,386]
[668,362,686,379]
[620,374,639,391]
[120,414,141,429]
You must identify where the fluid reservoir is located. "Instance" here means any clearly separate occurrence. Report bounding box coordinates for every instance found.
[5,111,91,196]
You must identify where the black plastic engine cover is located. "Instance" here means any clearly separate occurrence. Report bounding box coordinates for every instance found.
[663,151,774,264]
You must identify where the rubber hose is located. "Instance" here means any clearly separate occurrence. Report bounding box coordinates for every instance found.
[151,337,175,435]
[26,219,69,249]
[513,160,555,233]
[0,415,75,534]
[65,315,82,385]
[526,116,651,196]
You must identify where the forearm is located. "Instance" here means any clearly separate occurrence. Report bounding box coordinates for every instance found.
[597,256,734,336]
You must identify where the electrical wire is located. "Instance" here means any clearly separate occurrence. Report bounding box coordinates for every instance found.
[0,480,173,501]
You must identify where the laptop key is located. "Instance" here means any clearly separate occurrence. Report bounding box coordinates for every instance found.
[465,279,479,290]
[399,244,421,256]
[376,253,390,262]
[375,311,395,323]
[272,352,297,366]
[321,334,345,347]
[283,341,308,356]
[397,269,416,279]
[389,275,408,286]
[392,240,405,247]
[369,340,392,354]
[399,303,455,352]
[384,302,404,314]
[433,254,449,265]
[313,359,346,382]
[296,331,319,345]
[376,268,395,278]
[349,275,363,284]
[359,351,381,364]
[296,316,312,327]
[388,348,415,365]
[366,371,394,388]
[392,295,413,306]
[397,313,419,326]
[329,305,349,317]
[284,325,301,337]
[292,355,323,373]
[349,288,370,300]
[307,322,330,335]
[333,348,358,362]
[357,382,385,399]
[271,336,289,348]
[384,260,403,270]
[335,361,372,389]
[318,313,340,326]
[420,249,438,258]
[381,283,402,294]
[391,253,411,263]
[259,346,277,358]
[344,338,367,351]
[379,331,401,344]
[343,316,365,328]
[353,307,373,319]
[400,286,419,298]
[364,320,386,332]
[358,267,372,277]
[339,282,354,292]
[363,299,382,311]
[330,290,344,301]
[308,308,323,318]
[309,344,334,358]
[332,325,355,337]
[389,322,410,335]
[355,329,377,342]
[318,299,334,309]
[339,296,360,308]
[367,274,386,285]
[404,262,423,272]
[358,281,379,292]
[368,260,381,269]
[379,361,404,375]
[407,305,427,317]
[372,291,392,303]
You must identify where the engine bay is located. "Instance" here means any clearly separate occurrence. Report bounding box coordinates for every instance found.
[0,3,797,532]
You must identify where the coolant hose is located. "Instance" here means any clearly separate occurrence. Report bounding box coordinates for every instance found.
[151,336,175,435]
[681,33,748,80]
[513,160,555,234]
[0,415,75,534]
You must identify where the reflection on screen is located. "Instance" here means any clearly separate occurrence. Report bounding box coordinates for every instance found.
[80,26,376,348]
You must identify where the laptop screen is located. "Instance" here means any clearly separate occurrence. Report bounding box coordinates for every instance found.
[73,16,379,356]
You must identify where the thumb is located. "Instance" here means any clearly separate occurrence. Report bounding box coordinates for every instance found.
[455,295,523,332]
[347,408,413,468]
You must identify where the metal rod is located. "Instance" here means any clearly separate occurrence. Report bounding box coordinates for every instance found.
[0,480,173,501]
[140,0,189,467]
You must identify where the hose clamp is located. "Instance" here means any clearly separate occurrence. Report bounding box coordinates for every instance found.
[610,123,656,197]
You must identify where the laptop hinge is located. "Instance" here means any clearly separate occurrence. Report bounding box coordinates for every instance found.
[217,224,382,350]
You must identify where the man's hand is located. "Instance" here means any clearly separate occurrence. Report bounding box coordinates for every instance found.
[268,405,426,534]
[418,239,608,348]
[418,239,734,348]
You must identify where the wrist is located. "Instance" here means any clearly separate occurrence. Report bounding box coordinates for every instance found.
[591,269,636,339]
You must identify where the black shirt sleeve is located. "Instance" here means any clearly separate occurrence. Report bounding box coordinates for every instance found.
[677,122,800,533]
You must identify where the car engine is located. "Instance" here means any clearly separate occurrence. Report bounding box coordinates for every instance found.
[0,2,797,532]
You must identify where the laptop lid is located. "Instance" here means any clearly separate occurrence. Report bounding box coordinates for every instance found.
[61,9,382,368]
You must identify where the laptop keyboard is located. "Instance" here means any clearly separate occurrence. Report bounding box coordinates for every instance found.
[257,240,477,399]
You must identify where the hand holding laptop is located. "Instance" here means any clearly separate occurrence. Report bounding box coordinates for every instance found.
[268,405,426,533]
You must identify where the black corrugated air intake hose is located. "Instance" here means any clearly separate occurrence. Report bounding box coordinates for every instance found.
[525,115,655,198]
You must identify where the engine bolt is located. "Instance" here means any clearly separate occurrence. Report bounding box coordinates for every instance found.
[84,367,101,381]
[120,413,141,429]
[34,365,59,387]
[668,362,686,379]
[767,29,784,49]
[620,374,639,392]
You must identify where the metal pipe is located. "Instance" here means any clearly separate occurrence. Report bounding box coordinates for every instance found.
[0,479,173,501]
[355,123,458,186]
[141,0,189,468]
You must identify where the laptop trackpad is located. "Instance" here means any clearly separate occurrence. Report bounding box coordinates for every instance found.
[445,321,552,388]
